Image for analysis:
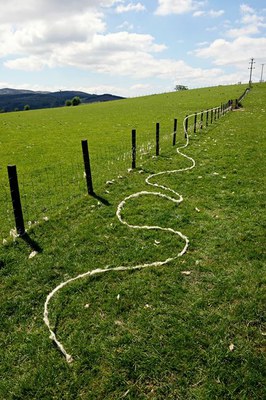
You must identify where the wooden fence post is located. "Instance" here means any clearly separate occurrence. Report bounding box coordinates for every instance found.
[156,122,160,156]
[200,111,203,130]
[7,165,25,236]
[173,118,177,146]
[131,129,136,169]
[81,139,94,195]
[194,112,197,133]
[211,109,213,124]
[185,115,188,138]
[206,110,209,127]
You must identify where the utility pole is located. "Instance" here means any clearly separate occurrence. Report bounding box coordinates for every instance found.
[248,58,255,87]
[260,63,264,83]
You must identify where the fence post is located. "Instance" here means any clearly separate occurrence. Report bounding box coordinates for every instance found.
[194,112,197,133]
[206,110,209,127]
[7,165,25,236]
[81,139,94,195]
[185,115,188,138]
[131,129,136,169]
[156,122,160,156]
[173,118,177,146]
[211,109,213,124]
[200,111,203,130]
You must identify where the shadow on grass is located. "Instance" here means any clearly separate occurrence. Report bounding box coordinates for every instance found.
[20,233,43,253]
[91,192,111,206]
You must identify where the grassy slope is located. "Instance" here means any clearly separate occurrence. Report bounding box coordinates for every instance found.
[0,84,265,399]
[0,84,247,168]
[0,84,250,237]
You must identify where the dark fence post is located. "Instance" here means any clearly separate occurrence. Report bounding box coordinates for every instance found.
[211,109,213,124]
[200,111,203,130]
[7,165,25,236]
[185,115,188,138]
[156,122,160,156]
[206,110,209,127]
[194,112,197,133]
[131,129,136,169]
[173,118,177,146]
[81,139,94,195]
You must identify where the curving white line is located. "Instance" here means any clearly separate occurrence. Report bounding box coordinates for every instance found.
[43,107,223,363]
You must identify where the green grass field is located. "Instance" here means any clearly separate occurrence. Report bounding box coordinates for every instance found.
[0,83,251,238]
[0,83,265,399]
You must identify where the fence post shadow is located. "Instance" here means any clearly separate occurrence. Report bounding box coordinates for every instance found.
[91,193,111,206]
[20,232,43,253]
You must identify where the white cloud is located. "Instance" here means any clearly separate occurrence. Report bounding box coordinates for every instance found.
[0,12,106,59]
[155,0,204,16]
[196,41,209,47]
[0,0,121,24]
[193,9,224,18]
[115,2,146,13]
[1,0,265,95]
[131,83,152,90]
[227,24,261,38]
[117,21,134,30]
[194,3,266,76]
[227,3,266,38]
[4,31,167,77]
[240,4,255,14]
[0,1,152,79]
[193,11,205,17]
[5,56,50,71]
[81,83,126,96]
[194,36,266,67]
[209,9,224,18]
[4,28,225,87]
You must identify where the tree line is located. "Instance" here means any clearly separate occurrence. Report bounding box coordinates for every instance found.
[65,96,81,107]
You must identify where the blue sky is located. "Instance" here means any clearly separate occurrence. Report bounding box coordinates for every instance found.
[0,0,265,96]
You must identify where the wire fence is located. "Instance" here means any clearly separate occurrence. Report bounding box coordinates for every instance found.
[1,161,87,238]
[183,101,233,137]
[0,89,249,241]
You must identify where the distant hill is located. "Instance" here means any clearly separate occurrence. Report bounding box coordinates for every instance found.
[0,88,125,112]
